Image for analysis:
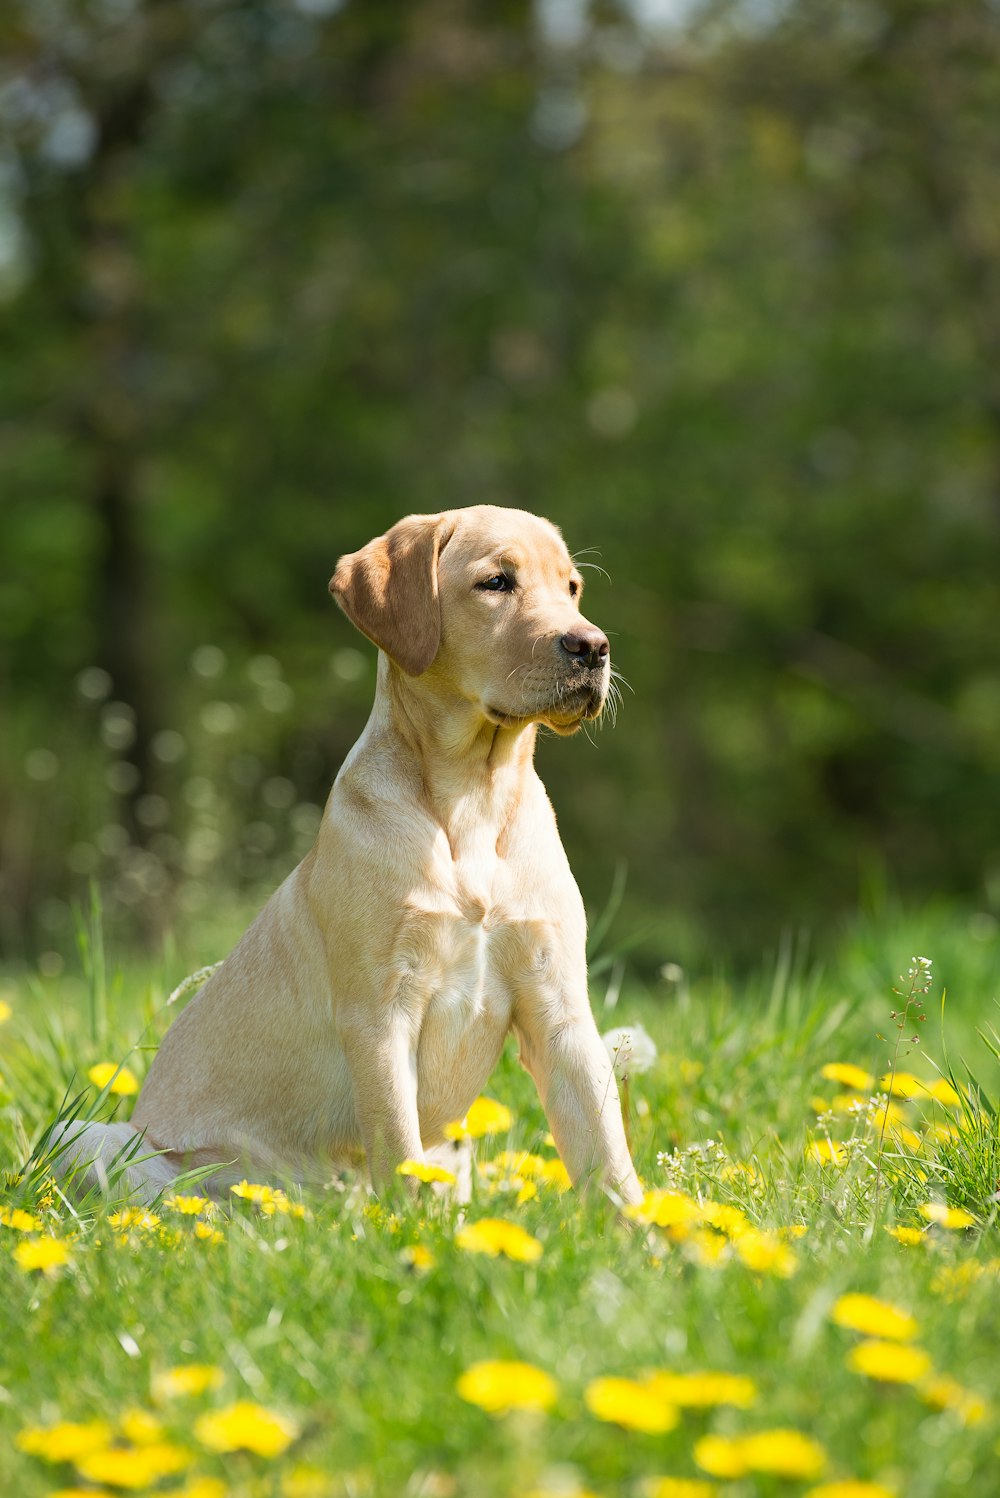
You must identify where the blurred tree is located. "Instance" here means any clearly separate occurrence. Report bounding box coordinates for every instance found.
[1,0,999,963]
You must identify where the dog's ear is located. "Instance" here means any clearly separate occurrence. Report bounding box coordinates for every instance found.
[330,513,454,676]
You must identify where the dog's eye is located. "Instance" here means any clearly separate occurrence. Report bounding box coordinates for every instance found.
[569,579,580,598]
[477,574,514,593]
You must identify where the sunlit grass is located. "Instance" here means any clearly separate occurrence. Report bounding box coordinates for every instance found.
[1,902,998,1496]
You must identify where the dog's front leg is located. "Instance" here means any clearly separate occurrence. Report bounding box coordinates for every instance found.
[338,1006,423,1191]
[514,998,643,1208]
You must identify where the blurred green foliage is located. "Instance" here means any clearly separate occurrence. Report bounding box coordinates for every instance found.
[2,0,1000,966]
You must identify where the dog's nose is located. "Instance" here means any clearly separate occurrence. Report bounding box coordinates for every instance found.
[560,627,610,670]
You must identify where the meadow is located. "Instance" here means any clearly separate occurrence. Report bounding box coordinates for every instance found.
[1,899,998,1498]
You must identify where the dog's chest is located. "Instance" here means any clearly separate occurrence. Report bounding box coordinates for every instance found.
[398,894,519,1139]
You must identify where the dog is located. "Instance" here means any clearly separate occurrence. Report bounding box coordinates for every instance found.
[49,506,642,1207]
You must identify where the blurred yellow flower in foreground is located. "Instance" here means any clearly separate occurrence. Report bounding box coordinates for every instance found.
[821,1063,872,1090]
[805,1139,847,1166]
[804,1484,895,1498]
[886,1226,924,1246]
[13,1237,71,1274]
[76,1440,192,1489]
[119,1408,165,1445]
[194,1400,299,1457]
[0,998,11,1024]
[878,1071,924,1098]
[624,1190,703,1229]
[400,1243,436,1273]
[921,1375,988,1425]
[1,1205,43,1232]
[444,1096,513,1140]
[456,1218,543,1263]
[88,1062,140,1096]
[831,1294,918,1341]
[922,1078,962,1107]
[646,1371,757,1408]
[164,1194,212,1215]
[846,1340,932,1384]
[108,1208,160,1232]
[584,1376,678,1433]
[17,1419,113,1462]
[193,1221,224,1244]
[229,1181,306,1217]
[919,1202,976,1229]
[456,1359,558,1415]
[397,1159,457,1185]
[695,1429,826,1480]
[733,1230,798,1277]
[152,1364,225,1401]
[643,1481,717,1498]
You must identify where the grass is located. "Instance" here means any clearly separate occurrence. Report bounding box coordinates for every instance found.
[1,898,998,1497]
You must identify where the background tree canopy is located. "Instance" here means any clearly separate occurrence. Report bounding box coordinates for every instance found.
[2,0,999,969]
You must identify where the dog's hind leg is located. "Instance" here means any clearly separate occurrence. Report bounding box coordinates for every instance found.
[44,1119,179,1205]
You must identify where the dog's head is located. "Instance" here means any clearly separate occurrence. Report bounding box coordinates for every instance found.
[330,506,610,735]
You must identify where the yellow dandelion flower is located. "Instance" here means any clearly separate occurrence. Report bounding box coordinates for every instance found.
[699,1202,750,1237]
[164,1194,212,1215]
[921,1375,988,1425]
[456,1218,543,1263]
[490,1150,545,1177]
[643,1482,717,1498]
[831,1294,918,1341]
[444,1096,513,1140]
[624,1190,703,1229]
[930,1262,985,1300]
[685,1229,729,1267]
[456,1359,558,1415]
[172,1480,228,1498]
[118,1409,165,1444]
[229,1180,288,1214]
[830,1094,867,1115]
[925,1122,960,1145]
[646,1371,757,1409]
[877,1071,924,1098]
[88,1062,140,1096]
[538,1158,572,1192]
[886,1226,924,1246]
[846,1340,932,1384]
[733,1229,798,1277]
[17,1419,113,1462]
[193,1221,224,1244]
[821,1063,873,1090]
[0,998,11,1024]
[13,1236,71,1273]
[76,1441,192,1488]
[400,1244,436,1273]
[923,1078,962,1107]
[152,1363,225,1401]
[741,1430,826,1479]
[583,1377,678,1434]
[805,1139,847,1166]
[194,1400,299,1458]
[886,1122,923,1152]
[0,1205,43,1231]
[804,1484,896,1498]
[810,1096,833,1114]
[919,1202,976,1229]
[396,1159,457,1185]
[693,1435,749,1479]
[108,1208,159,1232]
[869,1100,909,1130]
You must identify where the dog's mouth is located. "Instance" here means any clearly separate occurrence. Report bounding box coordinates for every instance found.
[486,678,607,735]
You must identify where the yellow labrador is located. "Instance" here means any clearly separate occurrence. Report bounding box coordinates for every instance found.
[52,506,642,1206]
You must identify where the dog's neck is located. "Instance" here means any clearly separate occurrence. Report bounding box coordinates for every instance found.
[371,654,537,846]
